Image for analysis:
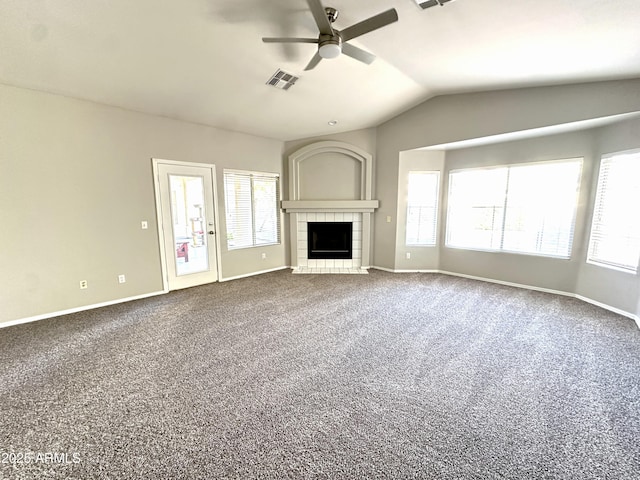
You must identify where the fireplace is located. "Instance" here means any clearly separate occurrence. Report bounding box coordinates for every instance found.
[308,222,353,259]
[281,140,379,273]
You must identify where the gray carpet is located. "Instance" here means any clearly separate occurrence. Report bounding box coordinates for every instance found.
[1,270,639,479]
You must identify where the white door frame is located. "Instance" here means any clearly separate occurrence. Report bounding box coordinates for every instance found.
[152,158,222,292]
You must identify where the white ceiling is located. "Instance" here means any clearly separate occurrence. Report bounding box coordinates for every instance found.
[1,0,639,141]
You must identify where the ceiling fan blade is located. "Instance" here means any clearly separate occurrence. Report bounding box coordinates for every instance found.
[262,37,319,44]
[304,52,323,71]
[306,0,334,35]
[339,8,398,43]
[341,43,376,65]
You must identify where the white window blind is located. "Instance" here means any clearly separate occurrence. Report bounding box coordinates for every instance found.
[587,150,640,273]
[224,171,280,250]
[446,159,582,258]
[406,171,440,246]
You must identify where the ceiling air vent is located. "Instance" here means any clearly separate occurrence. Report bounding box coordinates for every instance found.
[415,0,455,9]
[266,69,299,91]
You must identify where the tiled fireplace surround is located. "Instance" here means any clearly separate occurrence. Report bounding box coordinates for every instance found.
[295,212,364,273]
[282,141,379,274]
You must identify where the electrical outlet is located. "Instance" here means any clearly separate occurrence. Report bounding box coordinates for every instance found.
[261,253,267,260]
[141,221,148,229]
[406,252,411,259]
[79,280,88,289]
[118,274,126,284]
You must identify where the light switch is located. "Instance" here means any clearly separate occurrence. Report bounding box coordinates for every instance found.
[141,221,148,229]
[386,216,392,223]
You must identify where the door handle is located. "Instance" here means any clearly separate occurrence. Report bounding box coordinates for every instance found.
[208,231,215,235]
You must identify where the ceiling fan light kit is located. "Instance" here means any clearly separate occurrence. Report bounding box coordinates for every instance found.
[262,0,398,70]
[319,41,341,59]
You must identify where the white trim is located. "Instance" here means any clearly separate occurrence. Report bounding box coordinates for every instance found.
[0,291,166,330]
[371,267,439,274]
[575,294,640,325]
[152,159,170,292]
[370,266,397,273]
[438,270,573,297]
[2,266,290,329]
[281,200,379,213]
[219,266,290,283]
[4,268,637,331]
[371,266,639,327]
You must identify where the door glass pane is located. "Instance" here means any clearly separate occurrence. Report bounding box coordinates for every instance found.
[169,174,209,276]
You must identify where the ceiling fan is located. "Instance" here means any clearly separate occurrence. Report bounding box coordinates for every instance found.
[262,0,398,71]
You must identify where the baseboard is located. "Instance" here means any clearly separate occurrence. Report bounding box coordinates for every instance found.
[2,266,292,329]
[371,266,639,328]
[440,271,638,324]
[575,294,640,326]
[438,270,574,298]
[370,266,439,274]
[369,265,395,273]
[0,290,167,330]
[5,267,637,331]
[219,266,290,282]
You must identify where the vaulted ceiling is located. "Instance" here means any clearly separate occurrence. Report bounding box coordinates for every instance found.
[2,0,639,141]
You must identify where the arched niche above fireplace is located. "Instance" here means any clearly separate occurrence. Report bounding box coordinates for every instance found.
[286,141,373,203]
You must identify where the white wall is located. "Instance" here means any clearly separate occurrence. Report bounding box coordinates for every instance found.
[0,84,285,325]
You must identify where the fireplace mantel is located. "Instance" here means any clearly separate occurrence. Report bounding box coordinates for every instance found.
[282,200,379,213]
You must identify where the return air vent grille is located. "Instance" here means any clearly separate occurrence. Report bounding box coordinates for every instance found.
[266,69,299,90]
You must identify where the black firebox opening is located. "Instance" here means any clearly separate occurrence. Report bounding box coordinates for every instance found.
[308,222,353,259]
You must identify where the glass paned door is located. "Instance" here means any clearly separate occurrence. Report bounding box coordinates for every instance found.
[155,161,219,290]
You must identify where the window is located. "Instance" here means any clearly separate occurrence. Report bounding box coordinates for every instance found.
[587,150,640,273]
[224,170,280,250]
[406,171,440,246]
[446,159,582,258]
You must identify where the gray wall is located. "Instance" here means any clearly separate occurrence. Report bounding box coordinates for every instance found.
[0,84,285,325]
[395,150,445,271]
[390,119,640,317]
[375,79,640,271]
[372,79,640,319]
[439,128,596,293]
[574,118,640,314]
[4,79,640,326]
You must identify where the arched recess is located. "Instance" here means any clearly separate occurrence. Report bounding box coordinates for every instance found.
[288,141,373,201]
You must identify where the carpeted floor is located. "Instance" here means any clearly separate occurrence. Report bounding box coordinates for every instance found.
[1,270,639,479]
